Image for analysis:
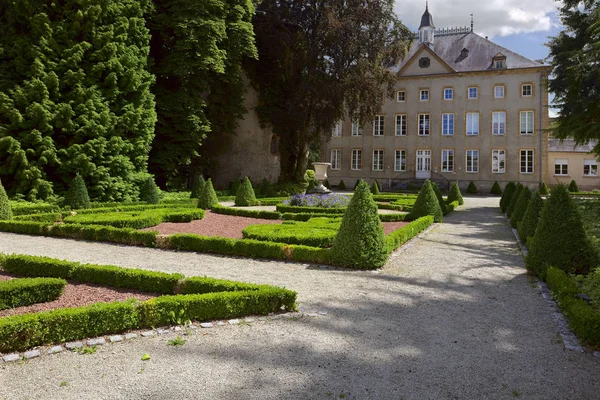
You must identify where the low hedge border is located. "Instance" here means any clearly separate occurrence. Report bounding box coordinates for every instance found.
[372,194,417,202]
[379,213,407,222]
[545,267,600,347]
[444,200,460,216]
[242,223,336,248]
[376,202,405,211]
[276,205,346,214]
[63,208,204,229]
[0,277,66,310]
[9,203,60,216]
[211,205,281,220]
[385,216,434,253]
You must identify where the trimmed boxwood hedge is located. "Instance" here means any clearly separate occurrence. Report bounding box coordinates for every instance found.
[64,208,204,229]
[0,180,12,220]
[0,277,66,310]
[211,204,281,220]
[242,219,339,248]
[385,216,433,253]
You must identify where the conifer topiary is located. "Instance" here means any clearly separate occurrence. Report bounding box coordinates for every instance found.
[447,182,463,205]
[338,179,346,190]
[490,181,502,195]
[354,179,362,190]
[526,184,598,278]
[568,179,579,193]
[431,182,446,211]
[371,180,380,195]
[539,182,550,195]
[65,174,90,210]
[197,178,219,209]
[0,180,12,220]
[190,176,205,198]
[500,182,516,212]
[510,186,532,228]
[235,177,257,206]
[330,181,387,269]
[407,180,443,222]
[518,191,543,244]
[506,183,523,218]
[139,177,160,204]
[466,181,478,194]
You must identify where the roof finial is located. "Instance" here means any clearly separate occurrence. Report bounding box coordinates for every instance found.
[470,13,474,32]
[426,1,429,10]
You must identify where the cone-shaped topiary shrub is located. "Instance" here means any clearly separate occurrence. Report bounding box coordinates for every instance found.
[526,184,599,278]
[338,179,346,190]
[198,179,219,209]
[491,181,502,195]
[506,183,523,218]
[447,182,463,205]
[466,181,478,194]
[65,174,90,210]
[371,180,380,195]
[0,180,12,220]
[190,176,206,198]
[139,177,160,204]
[330,181,387,269]
[539,182,549,195]
[510,186,532,228]
[518,191,543,244]
[432,182,445,211]
[500,182,516,212]
[354,179,362,190]
[235,177,257,206]
[407,180,443,222]
[568,179,579,193]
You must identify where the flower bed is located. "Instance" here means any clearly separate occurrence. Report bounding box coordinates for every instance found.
[283,193,350,208]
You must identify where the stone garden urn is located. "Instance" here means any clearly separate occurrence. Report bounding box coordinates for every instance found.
[309,162,331,194]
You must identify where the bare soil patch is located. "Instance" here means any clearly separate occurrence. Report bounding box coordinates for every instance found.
[382,221,410,235]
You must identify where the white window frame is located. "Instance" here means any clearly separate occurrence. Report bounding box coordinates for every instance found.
[466,112,479,135]
[441,149,454,172]
[520,149,534,174]
[522,84,533,97]
[520,111,534,135]
[352,122,362,136]
[492,149,506,174]
[494,85,505,98]
[444,88,453,100]
[492,111,506,135]
[372,150,384,171]
[332,122,341,137]
[554,158,568,176]
[395,114,407,136]
[442,113,454,136]
[351,149,362,171]
[584,159,599,176]
[466,149,479,173]
[330,149,341,170]
[396,91,406,102]
[420,89,429,101]
[394,150,407,172]
[494,60,505,69]
[418,114,430,136]
[373,115,384,136]
[468,87,478,99]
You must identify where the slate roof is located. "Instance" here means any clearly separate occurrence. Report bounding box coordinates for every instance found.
[419,7,434,29]
[393,31,545,73]
[549,138,598,153]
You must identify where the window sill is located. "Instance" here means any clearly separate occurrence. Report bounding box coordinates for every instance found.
[582,175,599,178]
[492,172,506,174]
[553,174,569,177]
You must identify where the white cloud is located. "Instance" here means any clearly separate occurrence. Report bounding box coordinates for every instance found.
[394,0,559,38]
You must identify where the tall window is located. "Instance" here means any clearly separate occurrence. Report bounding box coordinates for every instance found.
[466,113,479,135]
[554,159,568,175]
[373,116,384,136]
[520,111,534,135]
[444,88,453,100]
[442,113,454,135]
[492,111,506,135]
[372,150,384,171]
[330,149,341,170]
[397,91,406,102]
[395,150,407,172]
[468,87,478,99]
[520,150,534,173]
[584,160,599,176]
[492,149,506,173]
[395,114,407,136]
[351,149,362,170]
[352,122,362,136]
[521,84,533,97]
[420,89,429,101]
[494,85,505,98]
[332,122,341,137]
[418,114,430,136]
[441,149,454,172]
[466,149,479,173]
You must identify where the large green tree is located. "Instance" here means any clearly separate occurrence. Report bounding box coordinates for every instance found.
[548,0,600,155]
[248,0,412,182]
[147,0,257,188]
[0,0,156,201]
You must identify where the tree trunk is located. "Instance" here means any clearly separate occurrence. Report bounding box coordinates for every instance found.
[278,140,299,183]
[294,141,310,181]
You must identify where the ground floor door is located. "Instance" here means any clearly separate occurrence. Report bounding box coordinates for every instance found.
[416,150,431,179]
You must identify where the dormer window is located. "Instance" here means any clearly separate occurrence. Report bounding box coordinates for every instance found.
[492,52,507,69]
[461,48,469,58]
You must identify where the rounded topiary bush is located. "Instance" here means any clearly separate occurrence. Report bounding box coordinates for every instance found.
[330,181,387,269]
[235,177,257,206]
[371,180,380,195]
[431,182,445,211]
[190,176,206,198]
[518,191,543,244]
[510,186,532,228]
[539,182,550,195]
[568,179,579,193]
[0,180,12,220]
[65,174,90,210]
[490,181,502,195]
[500,182,516,212]
[139,177,160,204]
[526,184,598,278]
[407,180,443,222]
[506,183,523,218]
[338,180,346,190]
[198,179,219,210]
[466,181,478,194]
[447,182,464,205]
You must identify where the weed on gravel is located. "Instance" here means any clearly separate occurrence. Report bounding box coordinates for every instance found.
[168,336,186,346]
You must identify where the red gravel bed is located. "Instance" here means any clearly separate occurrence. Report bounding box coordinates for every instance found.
[0,272,158,318]
[143,210,282,239]
[381,221,410,235]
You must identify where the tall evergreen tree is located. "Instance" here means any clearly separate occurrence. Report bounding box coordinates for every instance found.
[0,0,156,201]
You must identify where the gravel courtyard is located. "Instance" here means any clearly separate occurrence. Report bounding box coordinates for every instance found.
[0,197,598,399]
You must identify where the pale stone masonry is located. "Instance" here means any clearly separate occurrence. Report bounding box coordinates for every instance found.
[324,5,551,192]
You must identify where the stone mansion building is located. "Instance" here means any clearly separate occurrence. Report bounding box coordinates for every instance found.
[324,5,551,191]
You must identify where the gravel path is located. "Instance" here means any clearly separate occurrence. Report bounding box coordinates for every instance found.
[0,197,599,399]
